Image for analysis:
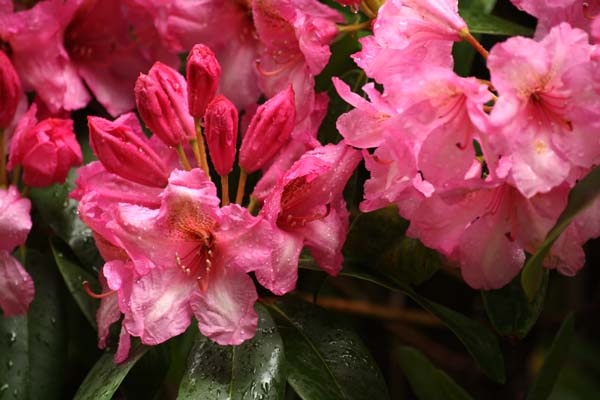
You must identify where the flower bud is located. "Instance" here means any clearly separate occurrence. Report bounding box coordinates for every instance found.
[239,86,296,173]
[135,62,196,146]
[186,44,221,118]
[204,95,238,176]
[88,113,169,187]
[0,50,22,129]
[8,105,82,187]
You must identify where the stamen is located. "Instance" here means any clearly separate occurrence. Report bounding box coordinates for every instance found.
[255,54,302,77]
[83,281,116,299]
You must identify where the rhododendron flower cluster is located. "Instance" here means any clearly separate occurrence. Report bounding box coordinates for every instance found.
[70,44,359,361]
[335,0,600,289]
[1,1,600,394]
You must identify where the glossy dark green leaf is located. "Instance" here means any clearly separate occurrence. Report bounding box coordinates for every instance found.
[267,298,390,400]
[0,249,66,400]
[26,250,66,400]
[0,315,28,400]
[397,346,474,400]
[73,345,148,400]
[461,11,533,36]
[29,170,102,272]
[482,269,548,339]
[527,313,576,400]
[177,305,285,400]
[522,166,600,301]
[51,240,99,329]
[300,262,505,383]
[345,207,439,285]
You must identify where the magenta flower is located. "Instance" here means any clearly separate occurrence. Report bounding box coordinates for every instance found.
[258,142,361,295]
[8,104,82,187]
[0,186,34,316]
[487,23,600,197]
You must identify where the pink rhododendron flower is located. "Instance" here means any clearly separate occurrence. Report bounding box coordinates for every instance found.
[0,0,178,115]
[511,0,600,38]
[352,0,456,85]
[8,104,82,187]
[258,142,361,294]
[252,0,343,119]
[487,23,600,198]
[0,186,34,316]
[80,169,276,359]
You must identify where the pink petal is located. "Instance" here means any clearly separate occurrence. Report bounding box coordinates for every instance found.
[0,186,32,252]
[191,267,258,346]
[114,325,131,364]
[255,228,304,295]
[0,250,35,316]
[123,267,196,345]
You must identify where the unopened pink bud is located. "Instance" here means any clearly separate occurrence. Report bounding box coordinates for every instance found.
[0,51,21,129]
[239,86,296,173]
[88,113,169,187]
[204,95,238,176]
[135,62,196,146]
[186,44,221,118]
[8,105,82,187]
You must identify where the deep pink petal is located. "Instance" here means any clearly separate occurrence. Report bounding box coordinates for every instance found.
[0,186,32,252]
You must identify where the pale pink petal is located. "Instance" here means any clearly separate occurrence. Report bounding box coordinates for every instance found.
[191,267,258,346]
[97,273,121,349]
[0,251,35,316]
[0,186,32,252]
[298,198,349,276]
[457,217,525,290]
[123,267,196,345]
[255,228,304,295]
[216,205,274,273]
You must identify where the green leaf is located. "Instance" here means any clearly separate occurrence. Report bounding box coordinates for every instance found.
[177,305,285,400]
[460,11,533,36]
[51,240,99,329]
[459,0,497,13]
[396,346,474,400]
[522,166,600,301]
[73,345,149,400]
[482,269,549,339]
[267,298,390,400]
[527,313,576,400]
[0,315,28,400]
[0,249,66,400]
[26,250,67,400]
[300,262,505,383]
[29,170,102,271]
[344,207,439,285]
